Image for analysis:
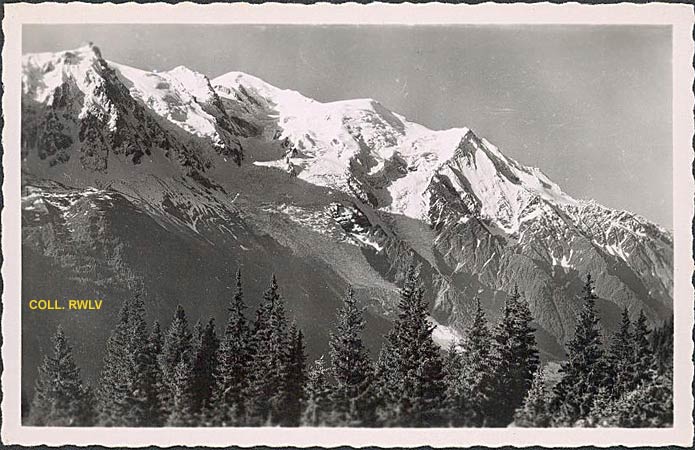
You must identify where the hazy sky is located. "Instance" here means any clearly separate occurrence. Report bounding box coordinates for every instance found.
[24,25,672,227]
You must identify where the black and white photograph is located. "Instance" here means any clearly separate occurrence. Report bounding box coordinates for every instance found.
[2,2,693,447]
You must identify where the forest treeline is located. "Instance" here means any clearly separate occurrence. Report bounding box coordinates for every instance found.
[28,267,673,428]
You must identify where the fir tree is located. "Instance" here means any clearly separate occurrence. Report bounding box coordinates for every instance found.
[513,368,553,427]
[246,275,291,425]
[29,326,93,426]
[606,307,635,397]
[448,297,496,426]
[96,298,131,425]
[142,321,166,426]
[160,305,193,411]
[373,328,402,426]
[282,323,307,426]
[633,310,656,386]
[190,318,219,416]
[166,359,197,427]
[213,268,253,425]
[442,342,463,426]
[302,357,334,426]
[553,274,608,425]
[374,265,447,427]
[96,294,151,426]
[329,286,374,426]
[490,286,540,426]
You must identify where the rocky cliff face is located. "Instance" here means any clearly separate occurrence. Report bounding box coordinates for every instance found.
[20,45,672,385]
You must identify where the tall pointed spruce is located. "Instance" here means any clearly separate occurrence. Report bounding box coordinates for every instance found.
[160,305,193,411]
[374,264,446,427]
[633,310,656,386]
[29,326,93,426]
[490,285,540,426]
[213,268,253,425]
[96,294,151,426]
[282,323,307,426]
[448,297,496,426]
[190,318,219,416]
[329,286,374,426]
[166,359,197,427]
[553,274,607,424]
[247,275,290,425]
[607,307,635,397]
[142,321,166,426]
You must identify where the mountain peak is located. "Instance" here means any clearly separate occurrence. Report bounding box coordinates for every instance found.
[22,44,109,104]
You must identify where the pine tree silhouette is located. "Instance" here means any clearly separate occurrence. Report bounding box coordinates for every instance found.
[166,359,197,426]
[633,310,656,386]
[374,265,446,427]
[490,285,539,426]
[247,275,290,425]
[142,321,166,426]
[448,297,496,426]
[212,268,253,425]
[29,326,93,426]
[282,323,307,426]
[160,305,193,412]
[96,294,151,426]
[607,307,636,397]
[191,318,219,416]
[553,274,608,425]
[329,286,375,426]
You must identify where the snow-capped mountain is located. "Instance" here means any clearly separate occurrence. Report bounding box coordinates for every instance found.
[20,45,672,385]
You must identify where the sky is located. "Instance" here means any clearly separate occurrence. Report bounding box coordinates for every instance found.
[23,24,673,227]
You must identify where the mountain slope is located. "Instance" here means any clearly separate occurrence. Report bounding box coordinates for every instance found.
[20,45,673,388]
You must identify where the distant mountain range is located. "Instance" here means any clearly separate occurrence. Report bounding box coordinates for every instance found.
[20,44,673,389]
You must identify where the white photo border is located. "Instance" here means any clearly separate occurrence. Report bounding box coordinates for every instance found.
[2,2,693,447]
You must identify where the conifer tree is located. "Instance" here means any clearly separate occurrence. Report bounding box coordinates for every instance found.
[490,286,539,426]
[282,323,307,426]
[448,298,496,426]
[142,321,166,426]
[29,326,93,426]
[213,268,253,425]
[96,299,132,425]
[166,359,197,427]
[553,274,607,424]
[96,294,151,426]
[302,357,334,426]
[190,318,219,416]
[160,305,193,411]
[373,265,447,427]
[373,329,402,426]
[329,286,374,426]
[607,307,635,397]
[443,342,463,425]
[513,368,553,427]
[633,310,655,386]
[247,275,291,425]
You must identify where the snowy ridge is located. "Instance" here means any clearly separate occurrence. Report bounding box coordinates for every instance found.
[214,68,578,236]
[111,62,223,144]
